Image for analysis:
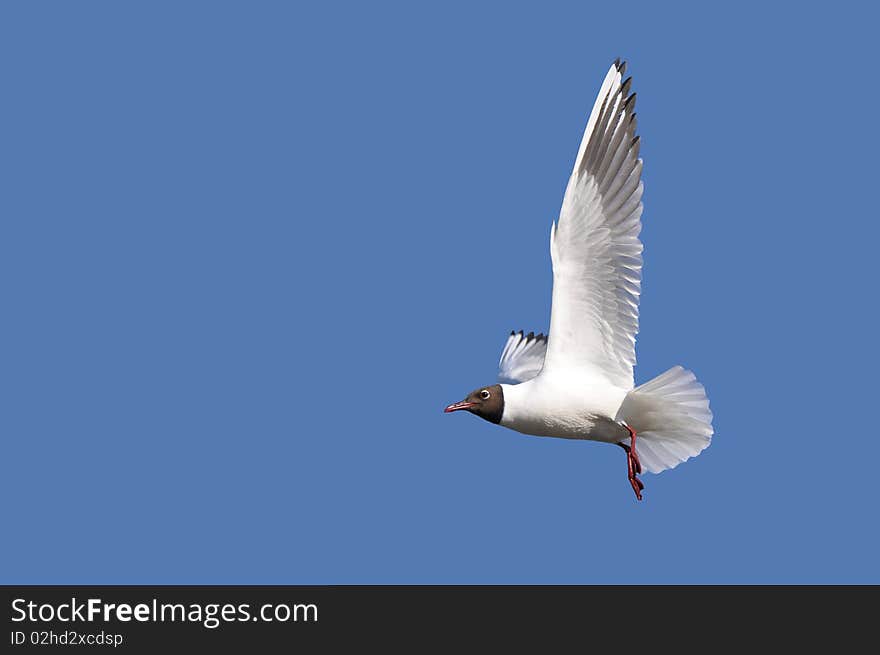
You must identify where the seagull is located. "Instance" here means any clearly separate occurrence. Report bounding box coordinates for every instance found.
[444,60,713,500]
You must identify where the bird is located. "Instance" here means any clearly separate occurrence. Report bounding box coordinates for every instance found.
[444,59,713,500]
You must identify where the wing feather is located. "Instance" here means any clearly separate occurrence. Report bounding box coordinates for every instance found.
[497,331,548,384]
[542,60,644,390]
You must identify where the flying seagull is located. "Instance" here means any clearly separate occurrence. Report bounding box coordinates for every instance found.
[444,60,713,500]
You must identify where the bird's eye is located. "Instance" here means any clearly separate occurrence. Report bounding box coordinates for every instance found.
[480,389,490,400]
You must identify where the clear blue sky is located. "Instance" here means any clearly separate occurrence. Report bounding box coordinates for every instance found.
[2,1,877,583]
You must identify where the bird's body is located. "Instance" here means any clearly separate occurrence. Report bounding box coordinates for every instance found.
[445,60,714,500]
[500,374,629,443]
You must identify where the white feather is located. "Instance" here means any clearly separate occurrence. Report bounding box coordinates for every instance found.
[617,366,714,473]
[497,331,547,384]
[542,60,643,391]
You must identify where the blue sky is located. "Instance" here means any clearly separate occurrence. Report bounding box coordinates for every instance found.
[2,2,878,583]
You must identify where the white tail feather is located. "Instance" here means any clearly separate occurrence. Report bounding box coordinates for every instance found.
[616,366,713,474]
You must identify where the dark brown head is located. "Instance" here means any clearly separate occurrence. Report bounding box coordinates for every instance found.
[444,384,504,424]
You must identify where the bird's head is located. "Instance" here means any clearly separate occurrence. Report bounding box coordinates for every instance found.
[444,384,504,424]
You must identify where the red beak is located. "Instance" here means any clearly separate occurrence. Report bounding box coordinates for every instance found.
[444,401,475,413]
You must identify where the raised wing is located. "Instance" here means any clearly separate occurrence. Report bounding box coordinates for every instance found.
[542,60,644,390]
[498,331,547,384]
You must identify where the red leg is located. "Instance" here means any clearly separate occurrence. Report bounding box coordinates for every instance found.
[618,425,644,501]
[627,426,642,475]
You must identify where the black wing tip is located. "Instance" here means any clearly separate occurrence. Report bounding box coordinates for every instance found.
[615,58,628,75]
[510,330,548,344]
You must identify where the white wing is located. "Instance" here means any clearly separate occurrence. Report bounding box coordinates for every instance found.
[498,331,547,384]
[542,60,644,390]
